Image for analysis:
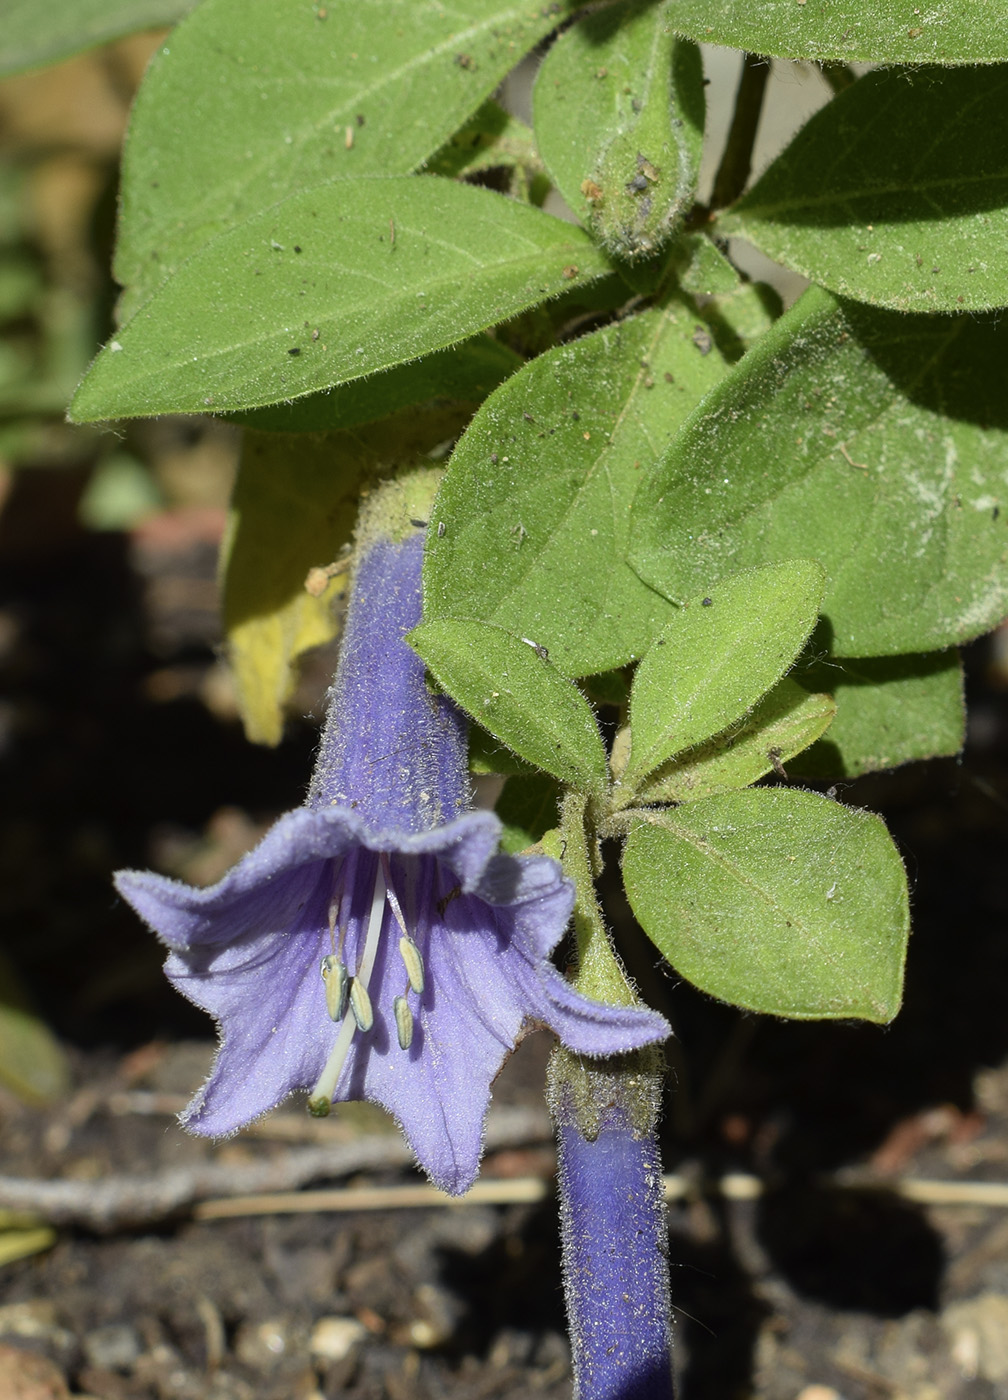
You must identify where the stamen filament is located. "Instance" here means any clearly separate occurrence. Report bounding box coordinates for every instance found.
[308,860,388,1115]
[381,854,410,938]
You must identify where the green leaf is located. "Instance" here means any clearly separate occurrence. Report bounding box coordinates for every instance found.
[409,618,609,793]
[622,561,825,791]
[70,177,613,422]
[114,0,582,315]
[424,301,728,677]
[629,285,1008,658]
[469,725,536,776]
[495,772,561,852]
[0,0,194,76]
[623,788,909,1022]
[229,336,522,434]
[720,67,1008,313]
[636,677,836,804]
[0,953,70,1105]
[223,409,464,745]
[789,650,965,778]
[675,234,743,298]
[0,1223,57,1267]
[534,2,704,262]
[664,0,1008,64]
[427,100,543,185]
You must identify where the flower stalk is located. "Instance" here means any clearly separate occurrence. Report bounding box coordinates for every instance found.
[551,797,674,1399]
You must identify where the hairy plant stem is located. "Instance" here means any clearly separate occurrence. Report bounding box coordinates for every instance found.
[549,1046,673,1400]
[551,795,674,1398]
[709,52,771,212]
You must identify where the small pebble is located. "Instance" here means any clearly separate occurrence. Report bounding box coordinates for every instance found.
[309,1316,367,1364]
[82,1323,141,1371]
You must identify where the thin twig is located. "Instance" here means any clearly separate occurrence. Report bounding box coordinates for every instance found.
[709,54,771,212]
[0,1104,550,1232]
[197,1171,1008,1220]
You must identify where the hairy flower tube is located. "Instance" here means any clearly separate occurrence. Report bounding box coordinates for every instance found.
[550,1048,674,1400]
[116,530,669,1194]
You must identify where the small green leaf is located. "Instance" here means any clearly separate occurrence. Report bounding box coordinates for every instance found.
[664,0,1008,64]
[790,650,965,778]
[0,954,70,1105]
[0,1223,57,1268]
[675,234,743,298]
[0,0,194,76]
[424,301,728,677]
[70,178,613,422]
[469,726,536,776]
[622,561,826,791]
[114,0,582,314]
[720,67,1008,313]
[229,336,522,434]
[223,409,464,745]
[427,100,543,184]
[410,618,609,793]
[495,772,561,852]
[534,2,704,262]
[623,788,909,1022]
[630,285,1008,657]
[637,678,836,804]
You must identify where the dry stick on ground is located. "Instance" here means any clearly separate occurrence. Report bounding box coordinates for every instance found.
[0,1104,551,1232]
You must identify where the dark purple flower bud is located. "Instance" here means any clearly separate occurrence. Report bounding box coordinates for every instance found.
[550,1049,674,1399]
[116,531,669,1194]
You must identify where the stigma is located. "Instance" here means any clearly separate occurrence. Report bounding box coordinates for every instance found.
[307,856,427,1117]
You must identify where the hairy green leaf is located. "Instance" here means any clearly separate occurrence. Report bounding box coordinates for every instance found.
[0,0,194,76]
[720,67,1008,313]
[534,2,704,262]
[630,286,1008,658]
[115,0,581,315]
[70,178,612,421]
[229,336,522,434]
[790,650,965,778]
[665,0,1008,64]
[424,301,728,676]
[410,618,609,793]
[623,788,909,1022]
[635,678,836,804]
[495,772,562,852]
[622,561,825,791]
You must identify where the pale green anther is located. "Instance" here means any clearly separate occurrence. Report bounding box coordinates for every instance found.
[320,954,349,1022]
[393,995,414,1051]
[349,977,374,1033]
[399,935,425,995]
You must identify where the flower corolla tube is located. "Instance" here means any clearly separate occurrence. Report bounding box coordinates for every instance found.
[116,531,669,1194]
